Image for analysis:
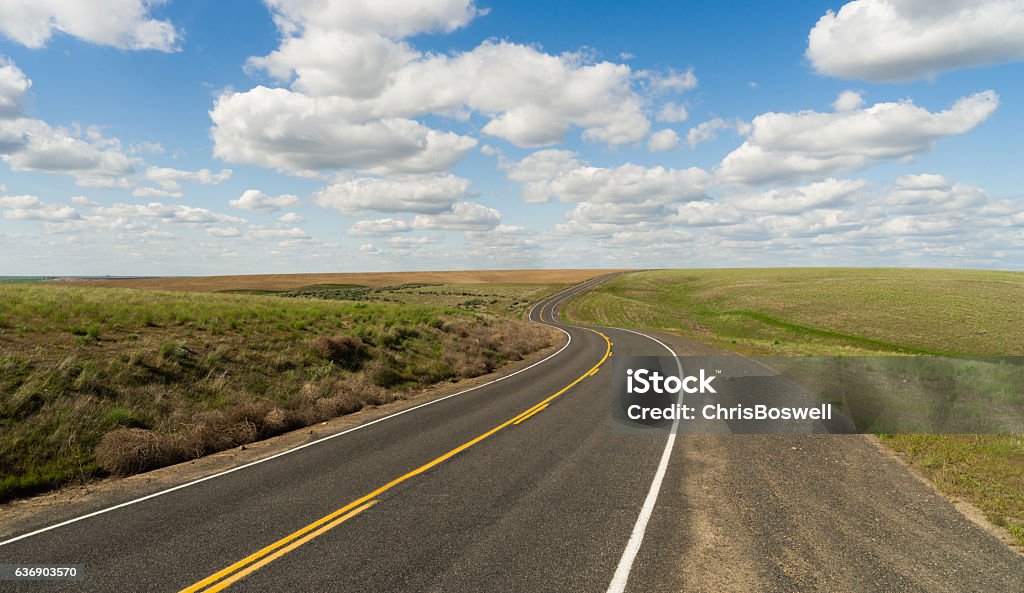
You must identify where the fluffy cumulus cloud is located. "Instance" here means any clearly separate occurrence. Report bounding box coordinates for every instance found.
[96,202,244,224]
[728,178,869,214]
[0,194,80,221]
[807,0,1024,82]
[880,173,990,213]
[647,129,679,152]
[133,166,233,198]
[504,149,710,205]
[213,0,694,181]
[0,0,180,51]
[656,102,689,123]
[0,57,30,118]
[716,91,998,184]
[0,118,137,181]
[348,218,412,236]
[312,174,470,215]
[833,90,865,112]
[143,166,232,189]
[277,211,305,223]
[673,201,743,227]
[410,201,501,230]
[229,189,300,212]
[503,149,712,234]
[686,117,751,149]
[465,224,541,260]
[210,87,477,176]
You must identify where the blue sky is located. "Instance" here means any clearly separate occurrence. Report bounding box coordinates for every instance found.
[1,0,1022,275]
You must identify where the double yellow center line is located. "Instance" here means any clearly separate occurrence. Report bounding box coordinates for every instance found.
[179,328,612,592]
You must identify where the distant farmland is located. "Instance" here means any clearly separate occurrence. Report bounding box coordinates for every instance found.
[66,269,626,293]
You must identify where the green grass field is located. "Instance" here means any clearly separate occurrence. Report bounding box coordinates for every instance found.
[0,284,555,502]
[566,268,1024,545]
[220,282,563,318]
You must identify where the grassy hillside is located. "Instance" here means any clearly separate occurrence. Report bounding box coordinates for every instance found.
[566,268,1024,545]
[0,284,554,502]
[566,268,1024,356]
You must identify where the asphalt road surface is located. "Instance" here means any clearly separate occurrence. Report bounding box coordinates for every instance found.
[2,275,1022,592]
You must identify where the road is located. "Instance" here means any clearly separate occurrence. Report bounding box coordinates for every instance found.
[2,275,1022,592]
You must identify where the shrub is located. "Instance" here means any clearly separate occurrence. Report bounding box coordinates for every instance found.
[310,335,369,370]
[94,428,166,475]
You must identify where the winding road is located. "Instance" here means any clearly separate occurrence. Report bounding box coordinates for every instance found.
[2,275,1022,592]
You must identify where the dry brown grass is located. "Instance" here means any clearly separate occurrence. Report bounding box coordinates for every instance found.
[64,269,625,292]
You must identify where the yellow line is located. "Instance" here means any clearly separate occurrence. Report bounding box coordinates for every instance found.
[513,403,548,425]
[200,501,377,593]
[180,328,612,593]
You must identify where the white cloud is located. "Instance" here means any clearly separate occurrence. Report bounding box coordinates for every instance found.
[564,201,674,228]
[385,235,441,246]
[277,211,305,223]
[716,91,998,184]
[686,117,750,149]
[647,129,679,152]
[313,174,469,215]
[262,0,482,40]
[807,0,1024,82]
[70,195,98,207]
[241,2,675,152]
[229,189,300,212]
[0,194,79,221]
[0,57,30,118]
[143,166,232,190]
[0,118,137,182]
[729,178,869,214]
[247,226,309,240]
[4,204,80,221]
[881,173,989,213]
[207,227,242,238]
[210,87,477,176]
[212,0,699,184]
[465,224,540,258]
[833,90,865,112]
[656,102,689,123]
[502,150,581,203]
[0,0,180,51]
[410,201,501,230]
[129,140,164,154]
[132,186,182,199]
[0,194,43,209]
[505,149,710,205]
[378,41,651,147]
[643,67,698,93]
[349,218,412,235]
[673,201,744,227]
[99,202,244,224]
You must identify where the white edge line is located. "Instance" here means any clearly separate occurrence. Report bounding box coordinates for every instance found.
[0,277,615,548]
[601,326,683,593]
